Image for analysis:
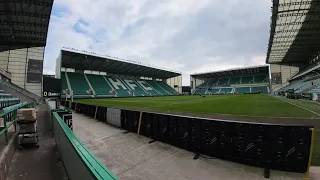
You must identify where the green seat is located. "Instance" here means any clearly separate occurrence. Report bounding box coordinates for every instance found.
[0,94,12,98]
[205,88,220,94]
[229,77,241,85]
[207,80,218,87]
[158,81,179,95]
[254,75,267,83]
[251,86,268,93]
[219,88,233,93]
[241,76,253,84]
[123,79,147,96]
[147,81,167,95]
[193,89,206,95]
[106,77,130,97]
[235,87,250,94]
[68,73,91,95]
[217,78,229,86]
[86,74,113,95]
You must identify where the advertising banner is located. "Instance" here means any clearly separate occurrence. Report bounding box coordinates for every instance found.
[106,108,121,127]
[43,76,61,98]
[27,59,43,83]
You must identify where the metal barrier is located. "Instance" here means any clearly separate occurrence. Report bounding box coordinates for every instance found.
[0,102,35,144]
[48,103,118,180]
[66,100,315,176]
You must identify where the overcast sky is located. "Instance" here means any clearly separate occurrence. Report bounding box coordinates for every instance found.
[44,0,271,85]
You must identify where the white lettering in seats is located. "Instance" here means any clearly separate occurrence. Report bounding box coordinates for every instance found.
[138,80,153,91]
[108,78,127,90]
[124,79,137,90]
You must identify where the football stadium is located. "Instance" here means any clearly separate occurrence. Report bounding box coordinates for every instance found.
[0,0,319,180]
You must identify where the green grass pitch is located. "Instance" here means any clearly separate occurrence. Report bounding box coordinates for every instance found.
[76,94,314,118]
[75,94,320,166]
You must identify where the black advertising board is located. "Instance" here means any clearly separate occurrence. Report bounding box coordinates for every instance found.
[43,76,61,98]
[27,59,43,83]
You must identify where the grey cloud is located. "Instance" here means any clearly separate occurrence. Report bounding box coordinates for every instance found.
[45,0,271,85]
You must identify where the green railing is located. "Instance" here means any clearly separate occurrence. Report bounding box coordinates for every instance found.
[0,102,35,144]
[49,104,118,180]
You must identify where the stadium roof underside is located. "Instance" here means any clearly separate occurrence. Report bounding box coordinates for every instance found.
[61,50,181,79]
[266,0,320,65]
[191,66,269,79]
[0,0,53,52]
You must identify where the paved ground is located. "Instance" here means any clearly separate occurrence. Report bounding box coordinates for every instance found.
[72,111,318,180]
[7,104,67,180]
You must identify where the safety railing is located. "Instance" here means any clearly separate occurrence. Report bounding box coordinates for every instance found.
[0,102,35,144]
[48,102,118,180]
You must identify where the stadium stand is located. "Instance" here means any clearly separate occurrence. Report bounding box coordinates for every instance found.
[219,87,233,94]
[205,88,220,94]
[67,73,91,95]
[235,87,250,94]
[146,80,164,95]
[191,66,270,95]
[251,86,268,94]
[60,72,179,98]
[254,74,267,83]
[58,48,181,99]
[159,81,179,95]
[241,76,253,84]
[193,88,206,95]
[279,71,320,94]
[217,78,229,86]
[86,74,114,96]
[229,77,241,85]
[266,0,320,100]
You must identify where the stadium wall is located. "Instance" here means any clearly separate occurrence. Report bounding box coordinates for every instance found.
[0,47,44,97]
[190,76,204,91]
[269,64,299,92]
[167,75,182,93]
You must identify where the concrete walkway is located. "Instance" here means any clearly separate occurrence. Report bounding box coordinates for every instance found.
[73,111,311,180]
[7,104,67,180]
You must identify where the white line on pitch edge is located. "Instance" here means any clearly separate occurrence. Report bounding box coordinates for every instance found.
[271,95,320,117]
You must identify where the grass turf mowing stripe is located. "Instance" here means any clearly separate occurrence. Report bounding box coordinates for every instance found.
[76,95,314,118]
[272,95,320,117]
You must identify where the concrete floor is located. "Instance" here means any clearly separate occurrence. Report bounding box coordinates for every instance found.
[72,111,319,180]
[7,104,68,180]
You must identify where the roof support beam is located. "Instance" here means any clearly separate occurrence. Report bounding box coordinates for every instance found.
[0,21,48,27]
[278,1,312,7]
[0,29,46,35]
[0,11,51,19]
[2,0,53,6]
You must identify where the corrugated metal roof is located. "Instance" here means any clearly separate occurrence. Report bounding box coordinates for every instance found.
[0,0,53,52]
[61,49,181,79]
[191,65,269,78]
[266,0,320,65]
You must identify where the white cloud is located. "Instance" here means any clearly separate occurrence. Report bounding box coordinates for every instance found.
[45,0,272,85]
